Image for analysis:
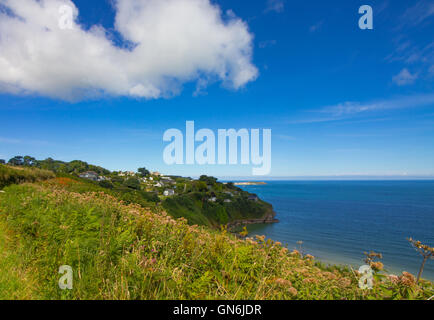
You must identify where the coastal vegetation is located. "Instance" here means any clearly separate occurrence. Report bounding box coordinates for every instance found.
[407,238,434,283]
[0,157,433,300]
[0,164,55,189]
[0,156,275,227]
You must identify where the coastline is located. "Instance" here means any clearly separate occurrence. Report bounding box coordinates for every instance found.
[233,182,267,186]
[239,181,434,282]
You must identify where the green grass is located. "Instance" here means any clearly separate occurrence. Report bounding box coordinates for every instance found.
[0,220,40,299]
[0,164,55,189]
[0,180,432,300]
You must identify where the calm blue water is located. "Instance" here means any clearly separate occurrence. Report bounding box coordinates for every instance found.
[239,181,434,281]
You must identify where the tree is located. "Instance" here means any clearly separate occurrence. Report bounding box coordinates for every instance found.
[194,180,208,192]
[0,159,5,164]
[99,180,114,189]
[23,156,36,166]
[138,167,150,177]
[199,175,218,185]
[408,238,434,283]
[8,156,24,166]
[124,177,141,190]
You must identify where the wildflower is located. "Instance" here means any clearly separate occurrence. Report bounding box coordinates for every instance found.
[303,278,318,284]
[388,274,399,285]
[291,249,301,257]
[275,278,292,287]
[323,272,337,280]
[407,238,434,283]
[370,261,384,271]
[255,235,266,242]
[400,271,416,286]
[339,278,352,287]
[305,254,314,260]
[288,287,298,296]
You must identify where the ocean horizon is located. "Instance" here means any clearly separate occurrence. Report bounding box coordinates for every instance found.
[237,180,434,281]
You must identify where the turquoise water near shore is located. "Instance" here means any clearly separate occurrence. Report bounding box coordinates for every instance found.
[238,181,434,281]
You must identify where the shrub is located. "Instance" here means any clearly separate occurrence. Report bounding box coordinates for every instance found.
[0,165,55,189]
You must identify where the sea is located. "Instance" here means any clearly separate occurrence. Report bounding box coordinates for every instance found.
[237,181,434,281]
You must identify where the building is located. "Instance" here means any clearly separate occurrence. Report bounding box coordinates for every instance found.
[118,171,135,177]
[154,182,163,188]
[163,189,175,196]
[248,195,259,202]
[224,199,232,203]
[79,171,99,181]
[208,197,217,203]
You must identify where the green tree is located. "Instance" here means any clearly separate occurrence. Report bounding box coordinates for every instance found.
[194,180,208,192]
[138,167,150,177]
[124,178,141,190]
[99,180,114,189]
[215,206,229,225]
[23,156,36,166]
[8,156,24,166]
[199,175,218,185]
[0,159,5,164]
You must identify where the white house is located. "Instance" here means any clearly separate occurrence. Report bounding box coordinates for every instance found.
[79,171,99,181]
[163,189,175,196]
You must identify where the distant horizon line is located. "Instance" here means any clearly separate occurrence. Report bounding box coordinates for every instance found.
[214,175,434,181]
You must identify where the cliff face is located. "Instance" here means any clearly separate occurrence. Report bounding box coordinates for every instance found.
[227,206,279,228]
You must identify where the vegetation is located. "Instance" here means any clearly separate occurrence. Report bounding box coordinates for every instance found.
[7,156,109,176]
[0,180,432,300]
[3,156,275,227]
[0,164,55,189]
[408,238,434,283]
[1,156,433,300]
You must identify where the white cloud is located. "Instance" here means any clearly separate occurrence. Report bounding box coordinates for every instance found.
[320,94,434,117]
[0,0,258,101]
[265,0,284,13]
[401,0,434,27]
[288,94,434,124]
[392,68,418,86]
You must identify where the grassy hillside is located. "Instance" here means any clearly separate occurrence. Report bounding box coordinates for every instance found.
[1,157,275,228]
[0,165,55,189]
[0,179,432,300]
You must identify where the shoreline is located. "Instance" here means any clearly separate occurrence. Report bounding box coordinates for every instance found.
[246,224,434,282]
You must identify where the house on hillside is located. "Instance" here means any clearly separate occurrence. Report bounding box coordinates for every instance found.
[248,195,259,202]
[79,171,99,181]
[208,197,217,203]
[163,189,175,196]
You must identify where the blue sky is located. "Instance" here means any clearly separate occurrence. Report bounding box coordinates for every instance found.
[0,0,433,178]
